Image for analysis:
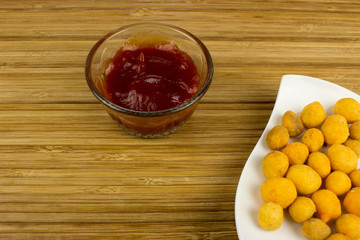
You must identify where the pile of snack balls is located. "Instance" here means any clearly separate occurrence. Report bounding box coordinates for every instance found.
[259,98,360,240]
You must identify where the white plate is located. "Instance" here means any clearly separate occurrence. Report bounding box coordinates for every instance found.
[235,74,360,240]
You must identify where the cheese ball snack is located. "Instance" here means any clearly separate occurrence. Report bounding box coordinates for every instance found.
[302,128,325,152]
[326,233,351,240]
[282,142,309,165]
[266,125,289,150]
[343,138,360,157]
[301,218,331,240]
[262,151,289,178]
[335,213,360,240]
[307,152,331,179]
[258,99,360,239]
[286,164,322,195]
[301,101,326,129]
[350,169,360,187]
[343,187,360,217]
[260,177,297,208]
[282,110,304,137]
[327,144,357,174]
[311,189,342,223]
[258,202,283,231]
[334,98,360,123]
[321,114,349,145]
[350,120,360,141]
[288,196,316,223]
[325,171,352,196]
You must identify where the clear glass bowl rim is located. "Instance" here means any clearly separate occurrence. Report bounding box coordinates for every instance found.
[85,22,214,117]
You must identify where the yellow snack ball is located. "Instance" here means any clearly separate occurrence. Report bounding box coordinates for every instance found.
[301,101,326,128]
[334,98,360,123]
[326,233,351,240]
[262,151,289,178]
[258,202,283,231]
[311,189,342,223]
[343,187,360,217]
[282,110,304,137]
[282,142,309,165]
[301,218,331,240]
[327,144,357,174]
[266,125,289,150]
[350,120,360,141]
[286,164,322,195]
[344,138,360,157]
[350,169,360,187]
[307,152,331,179]
[325,171,352,196]
[260,177,297,208]
[335,213,360,240]
[302,128,325,152]
[321,114,349,145]
[288,196,316,223]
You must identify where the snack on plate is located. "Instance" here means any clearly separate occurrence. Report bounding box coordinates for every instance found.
[327,144,357,174]
[286,164,322,195]
[282,142,309,165]
[334,98,360,123]
[326,233,351,240]
[301,218,331,240]
[321,114,349,145]
[302,128,325,153]
[258,98,360,238]
[343,187,360,217]
[325,171,352,196]
[262,151,289,178]
[349,120,360,141]
[282,110,304,137]
[288,196,316,223]
[300,101,326,128]
[350,169,360,187]
[260,177,297,208]
[335,213,360,240]
[258,202,283,230]
[343,138,360,157]
[307,152,331,179]
[266,125,289,150]
[311,189,342,223]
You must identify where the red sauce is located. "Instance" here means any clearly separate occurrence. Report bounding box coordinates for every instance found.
[104,43,199,112]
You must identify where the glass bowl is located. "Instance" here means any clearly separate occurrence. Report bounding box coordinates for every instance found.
[85,22,214,138]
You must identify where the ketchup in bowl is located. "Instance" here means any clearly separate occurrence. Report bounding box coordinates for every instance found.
[85,23,213,138]
[105,43,199,112]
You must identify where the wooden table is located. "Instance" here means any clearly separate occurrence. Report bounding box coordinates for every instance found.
[1,1,360,239]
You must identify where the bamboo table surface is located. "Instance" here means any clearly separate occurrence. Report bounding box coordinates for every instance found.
[1,1,360,239]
